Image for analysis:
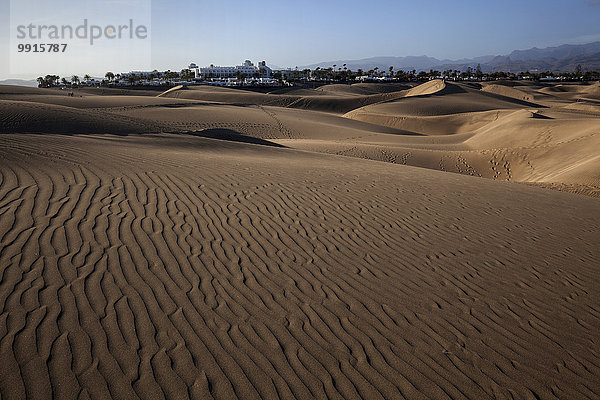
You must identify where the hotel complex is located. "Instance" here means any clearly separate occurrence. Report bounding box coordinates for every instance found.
[189,60,272,79]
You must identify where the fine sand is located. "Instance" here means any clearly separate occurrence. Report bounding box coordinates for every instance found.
[0,82,599,399]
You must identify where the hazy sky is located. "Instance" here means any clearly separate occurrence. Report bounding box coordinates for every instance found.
[1,0,600,79]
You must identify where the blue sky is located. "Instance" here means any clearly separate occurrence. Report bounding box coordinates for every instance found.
[1,0,600,79]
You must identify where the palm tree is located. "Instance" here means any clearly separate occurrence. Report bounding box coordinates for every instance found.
[105,72,115,81]
[314,67,321,80]
[475,64,483,79]
[389,66,394,77]
[46,75,60,87]
[71,75,80,86]
[84,74,91,82]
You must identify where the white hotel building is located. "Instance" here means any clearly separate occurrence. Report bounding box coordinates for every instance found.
[189,60,272,79]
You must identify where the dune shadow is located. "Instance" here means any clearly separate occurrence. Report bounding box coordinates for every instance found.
[460,82,483,90]
[435,83,547,108]
[158,103,201,109]
[477,89,546,108]
[531,112,554,119]
[436,83,469,95]
[189,129,287,147]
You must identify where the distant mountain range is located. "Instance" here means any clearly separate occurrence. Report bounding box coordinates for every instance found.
[303,42,600,73]
[0,79,39,87]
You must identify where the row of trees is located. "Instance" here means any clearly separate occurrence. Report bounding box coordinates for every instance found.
[37,69,196,88]
[278,63,600,83]
[277,63,463,82]
[37,74,92,88]
[37,66,600,88]
[105,69,195,84]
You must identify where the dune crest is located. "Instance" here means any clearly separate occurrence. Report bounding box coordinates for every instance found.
[156,84,186,97]
[403,79,446,97]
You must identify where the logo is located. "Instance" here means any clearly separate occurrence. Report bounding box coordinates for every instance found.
[9,0,152,76]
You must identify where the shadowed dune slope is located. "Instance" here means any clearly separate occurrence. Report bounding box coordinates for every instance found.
[0,133,599,399]
[76,87,167,97]
[0,95,204,110]
[157,85,410,114]
[341,82,547,136]
[480,83,534,102]
[0,100,166,134]
[315,83,414,96]
[346,82,542,119]
[0,85,54,95]
[0,84,166,99]
[537,82,600,103]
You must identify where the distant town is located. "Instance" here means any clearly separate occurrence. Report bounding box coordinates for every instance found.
[35,59,600,89]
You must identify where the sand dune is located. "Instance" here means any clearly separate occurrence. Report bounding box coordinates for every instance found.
[563,100,600,113]
[158,85,410,114]
[537,82,600,104]
[0,85,53,96]
[347,82,541,118]
[1,82,599,399]
[1,133,599,399]
[403,79,447,97]
[0,95,204,110]
[0,100,165,134]
[1,80,598,195]
[480,83,534,102]
[315,83,413,96]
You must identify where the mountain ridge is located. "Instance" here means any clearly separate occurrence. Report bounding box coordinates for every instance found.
[302,42,600,73]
